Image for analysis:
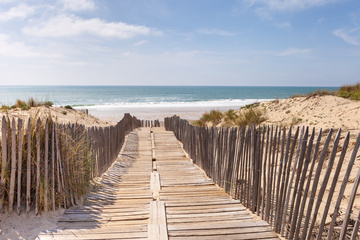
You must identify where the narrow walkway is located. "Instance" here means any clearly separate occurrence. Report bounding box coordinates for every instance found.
[39,127,278,240]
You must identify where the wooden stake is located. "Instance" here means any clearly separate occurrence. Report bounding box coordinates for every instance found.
[0,116,7,211]
[51,123,55,211]
[9,118,17,214]
[26,119,31,214]
[44,119,49,212]
[17,119,23,215]
[35,118,41,215]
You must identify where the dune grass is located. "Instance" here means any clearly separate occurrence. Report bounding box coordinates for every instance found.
[291,89,337,98]
[0,111,92,212]
[338,83,360,100]
[1,98,53,111]
[193,110,224,126]
[193,107,266,127]
[290,83,360,101]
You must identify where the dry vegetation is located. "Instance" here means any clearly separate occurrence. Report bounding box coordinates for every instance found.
[0,99,111,128]
[1,97,53,111]
[193,83,360,131]
[338,82,360,100]
[193,103,267,127]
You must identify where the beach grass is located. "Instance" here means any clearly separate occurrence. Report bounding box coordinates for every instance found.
[290,82,360,100]
[290,89,337,98]
[338,82,360,100]
[193,110,223,126]
[193,107,266,127]
[1,98,54,111]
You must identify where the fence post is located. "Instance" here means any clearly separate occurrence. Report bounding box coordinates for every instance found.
[17,119,23,215]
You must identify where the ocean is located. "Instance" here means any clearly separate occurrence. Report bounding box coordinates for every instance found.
[0,86,338,121]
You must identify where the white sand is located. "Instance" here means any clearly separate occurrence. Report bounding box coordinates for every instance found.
[83,105,246,122]
[0,209,64,240]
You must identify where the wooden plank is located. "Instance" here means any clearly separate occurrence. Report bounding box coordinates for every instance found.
[148,201,168,240]
[40,126,280,240]
[151,172,161,200]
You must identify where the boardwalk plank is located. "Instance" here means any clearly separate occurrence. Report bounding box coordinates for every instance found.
[40,127,279,240]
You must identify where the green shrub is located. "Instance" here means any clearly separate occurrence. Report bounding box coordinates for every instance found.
[65,105,73,110]
[338,83,360,100]
[339,82,360,92]
[44,101,54,107]
[61,111,67,115]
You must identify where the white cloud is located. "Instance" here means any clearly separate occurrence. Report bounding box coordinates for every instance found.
[333,28,360,46]
[48,60,87,66]
[0,0,13,3]
[0,4,36,22]
[0,34,59,58]
[278,48,312,56]
[197,29,234,36]
[23,15,159,39]
[275,22,292,29]
[59,0,95,11]
[134,40,148,46]
[254,7,272,20]
[246,0,342,11]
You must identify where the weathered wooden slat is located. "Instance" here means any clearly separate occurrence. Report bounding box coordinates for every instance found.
[300,129,333,240]
[316,131,350,239]
[339,143,360,239]
[35,118,41,215]
[326,132,360,239]
[44,119,49,212]
[306,129,341,239]
[294,128,322,238]
[0,116,7,211]
[289,127,314,239]
[9,118,16,214]
[17,119,23,215]
[51,123,55,211]
[26,118,31,214]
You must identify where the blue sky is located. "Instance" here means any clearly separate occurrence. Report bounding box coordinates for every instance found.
[0,0,359,86]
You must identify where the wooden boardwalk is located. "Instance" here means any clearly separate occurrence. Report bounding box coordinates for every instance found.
[38,127,278,240]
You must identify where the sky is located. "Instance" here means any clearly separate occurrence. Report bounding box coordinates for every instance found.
[0,0,359,86]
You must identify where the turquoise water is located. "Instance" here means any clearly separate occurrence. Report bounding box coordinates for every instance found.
[0,86,339,120]
[0,86,338,107]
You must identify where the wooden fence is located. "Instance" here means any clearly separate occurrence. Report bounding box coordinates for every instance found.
[165,115,360,240]
[0,113,140,215]
[140,120,160,127]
